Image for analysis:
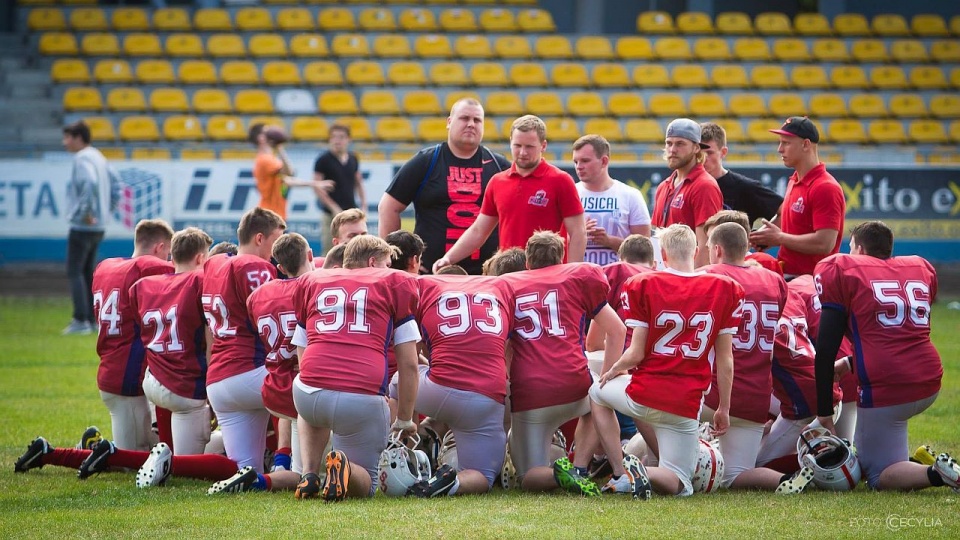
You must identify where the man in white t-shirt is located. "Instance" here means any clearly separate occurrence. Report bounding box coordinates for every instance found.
[573,135,651,266]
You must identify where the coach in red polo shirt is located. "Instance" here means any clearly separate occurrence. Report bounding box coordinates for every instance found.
[750,117,845,278]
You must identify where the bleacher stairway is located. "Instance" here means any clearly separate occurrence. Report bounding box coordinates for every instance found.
[0,32,61,154]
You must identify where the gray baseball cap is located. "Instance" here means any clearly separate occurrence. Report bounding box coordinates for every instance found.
[666,118,710,149]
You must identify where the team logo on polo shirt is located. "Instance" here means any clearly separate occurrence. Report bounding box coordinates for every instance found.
[528,189,549,207]
[791,197,805,214]
[671,193,684,209]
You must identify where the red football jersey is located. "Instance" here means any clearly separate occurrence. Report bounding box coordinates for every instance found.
[129,270,208,400]
[603,261,654,348]
[703,264,787,423]
[501,263,610,412]
[417,274,516,404]
[623,269,744,419]
[815,254,941,408]
[92,256,174,395]
[247,277,302,419]
[295,267,419,396]
[201,254,276,385]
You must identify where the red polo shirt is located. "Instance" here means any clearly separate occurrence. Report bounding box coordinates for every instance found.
[778,163,845,276]
[651,163,722,230]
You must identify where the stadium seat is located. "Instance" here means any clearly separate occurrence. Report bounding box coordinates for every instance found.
[889,93,928,117]
[263,61,302,85]
[751,65,789,89]
[375,117,415,142]
[711,64,749,88]
[794,13,831,35]
[106,87,146,112]
[525,92,565,116]
[517,9,556,32]
[676,12,714,34]
[812,39,851,62]
[39,32,78,55]
[291,34,329,57]
[848,93,886,117]
[510,63,549,86]
[122,33,161,56]
[493,36,532,59]
[399,8,438,32]
[235,7,272,31]
[153,7,190,31]
[333,117,372,142]
[733,38,771,61]
[649,93,686,116]
[302,61,342,86]
[445,91,482,111]
[625,119,663,143]
[178,60,218,85]
[468,62,505,86]
[318,90,359,115]
[828,119,868,143]
[834,13,871,36]
[416,118,449,141]
[567,92,606,116]
[193,8,232,32]
[728,93,766,117]
[791,65,830,89]
[830,66,869,89]
[83,116,116,141]
[290,116,328,141]
[130,147,172,161]
[219,61,259,85]
[909,119,948,143]
[951,68,960,89]
[773,38,811,62]
[616,37,654,60]
[583,118,624,142]
[249,34,288,57]
[272,8,312,31]
[112,8,149,31]
[272,89,315,115]
[455,35,493,58]
[871,66,908,89]
[414,35,453,58]
[576,36,614,60]
[373,35,412,58]
[868,119,907,143]
[361,91,401,115]
[430,62,468,86]
[192,88,232,114]
[693,38,732,61]
[544,118,579,141]
[912,14,949,37]
[551,63,589,87]
[81,33,120,56]
[440,9,479,32]
[655,37,693,61]
[711,119,745,144]
[930,94,960,118]
[70,8,107,31]
[162,116,203,141]
[357,7,395,31]
[52,59,90,83]
[149,87,189,112]
[235,89,274,114]
[716,12,753,34]
[207,34,245,57]
[872,14,910,36]
[608,93,645,116]
[931,40,960,63]
[386,62,427,85]
[119,116,160,142]
[93,59,133,83]
[951,121,960,143]
[207,116,246,141]
[593,63,631,87]
[403,91,443,115]
[810,93,849,117]
[672,65,709,88]
[768,93,806,117]
[755,12,793,35]
[63,87,102,111]
[345,63,387,87]
[331,35,370,57]
[28,8,66,31]
[689,93,725,116]
[891,40,929,63]
[535,36,573,59]
[636,11,675,34]
[319,7,357,31]
[219,148,256,161]
[745,119,779,142]
[131,60,172,85]
[480,9,518,32]
[165,34,203,57]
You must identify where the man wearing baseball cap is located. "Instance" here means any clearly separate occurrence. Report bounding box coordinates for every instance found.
[651,118,723,267]
[750,117,845,278]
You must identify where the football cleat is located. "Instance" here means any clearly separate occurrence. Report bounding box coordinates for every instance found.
[136,442,172,488]
[14,437,52,473]
[207,466,257,495]
[408,464,458,498]
[552,457,600,497]
[623,454,652,500]
[62,319,92,335]
[600,474,633,494]
[78,439,115,479]
[912,445,937,466]
[322,450,351,502]
[933,453,960,492]
[295,473,322,500]
[77,426,103,451]
[775,466,815,494]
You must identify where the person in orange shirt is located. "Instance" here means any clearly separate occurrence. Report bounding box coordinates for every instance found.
[249,123,331,221]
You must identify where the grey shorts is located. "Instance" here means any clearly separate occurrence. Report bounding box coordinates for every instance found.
[510,397,590,478]
[856,393,938,488]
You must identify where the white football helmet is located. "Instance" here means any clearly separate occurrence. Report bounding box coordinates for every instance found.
[623,433,650,463]
[378,433,431,497]
[796,427,861,491]
[437,431,458,471]
[692,439,725,494]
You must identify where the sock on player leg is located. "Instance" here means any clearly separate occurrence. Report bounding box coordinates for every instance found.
[44,448,89,469]
[171,454,240,481]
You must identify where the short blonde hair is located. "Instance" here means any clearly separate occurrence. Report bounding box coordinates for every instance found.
[343,235,400,269]
[484,247,527,276]
[135,219,175,251]
[449,97,483,117]
[510,114,547,142]
[171,227,212,264]
[238,207,286,245]
[658,224,697,262]
[323,243,346,269]
[704,210,750,235]
[331,208,366,240]
[525,230,564,269]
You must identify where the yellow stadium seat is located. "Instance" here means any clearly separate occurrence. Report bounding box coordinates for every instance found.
[319,90,359,115]
[373,35,411,58]
[931,40,960,63]
[334,117,372,142]
[416,118,449,142]
[812,39,850,62]
[632,64,670,88]
[220,61,259,85]
[755,12,792,35]
[149,87,189,112]
[154,8,191,32]
[414,35,453,58]
[275,8,314,31]
[868,119,907,143]
[791,65,830,89]
[83,117,115,142]
[235,8,272,31]
[676,12,714,34]
[711,64,749,88]
[470,62,508,86]
[220,147,256,161]
[694,38,732,61]
[912,14,949,37]
[387,62,428,85]
[744,119,777,143]
[485,91,523,116]
[123,33,162,56]
[567,92,606,116]
[342,61,382,86]
[552,63,589,87]
[750,65,789,89]
[891,40,929,63]
[192,88,231,113]
[403,91,443,115]
[318,7,356,31]
[132,60,172,85]
[207,34,245,57]
[29,8,66,31]
[358,8,396,31]
[583,118,624,142]
[112,8,149,31]
[375,117,415,142]
[235,89,274,114]
[193,8,233,32]
[39,32,78,55]
[576,36,614,60]
[871,66,908,89]
[794,13,831,36]
[455,35,493,58]
[430,62,468,86]
[291,117,329,142]
[810,93,848,117]
[951,68,960,88]
[510,63,549,86]
[773,38,811,62]
[616,37,654,60]
[830,66,869,89]
[848,93,886,117]
[52,59,90,83]
[163,116,203,141]
[63,87,102,111]
[119,116,160,142]
[440,9,478,32]
[361,91,401,115]
[733,38,771,61]
[544,118,579,142]
[262,61,301,85]
[768,93,806,117]
[331,35,370,57]
[399,9,438,32]
[93,59,132,83]
[445,91,482,111]
[716,12,753,35]
[304,61,343,86]
[930,94,960,118]
[828,119,868,144]
[649,93,686,116]
[525,92,565,116]
[480,9,517,32]
[249,34,287,57]
[492,36,531,59]
[535,36,573,59]
[728,93,766,116]
[127,146,169,161]
[909,120,948,143]
[106,87,145,112]
[70,8,107,31]
[97,147,127,161]
[593,63,630,88]
[178,60,218,85]
[290,34,329,58]
[710,119,745,144]
[951,121,960,143]
[625,119,662,143]
[672,65,709,88]
[654,37,692,61]
[517,9,556,32]
[81,33,120,56]
[872,14,910,37]
[207,116,247,142]
[889,93,927,117]
[608,93,645,116]
[637,11,675,34]
[165,34,204,57]
[834,13,871,36]
[689,93,725,116]
[483,118,504,143]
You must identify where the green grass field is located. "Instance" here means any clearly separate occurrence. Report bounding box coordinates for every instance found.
[2,296,959,538]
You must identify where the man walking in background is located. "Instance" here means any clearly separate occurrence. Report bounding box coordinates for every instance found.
[313,124,365,254]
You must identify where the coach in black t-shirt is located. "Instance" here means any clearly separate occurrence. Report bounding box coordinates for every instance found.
[314,124,365,252]
[700,122,783,226]
[378,98,509,274]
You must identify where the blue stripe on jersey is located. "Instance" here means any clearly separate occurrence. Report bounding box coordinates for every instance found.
[193,326,208,400]
[248,318,267,369]
[379,318,396,397]
[850,312,872,408]
[771,358,812,419]
[822,302,847,313]
[121,323,146,396]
